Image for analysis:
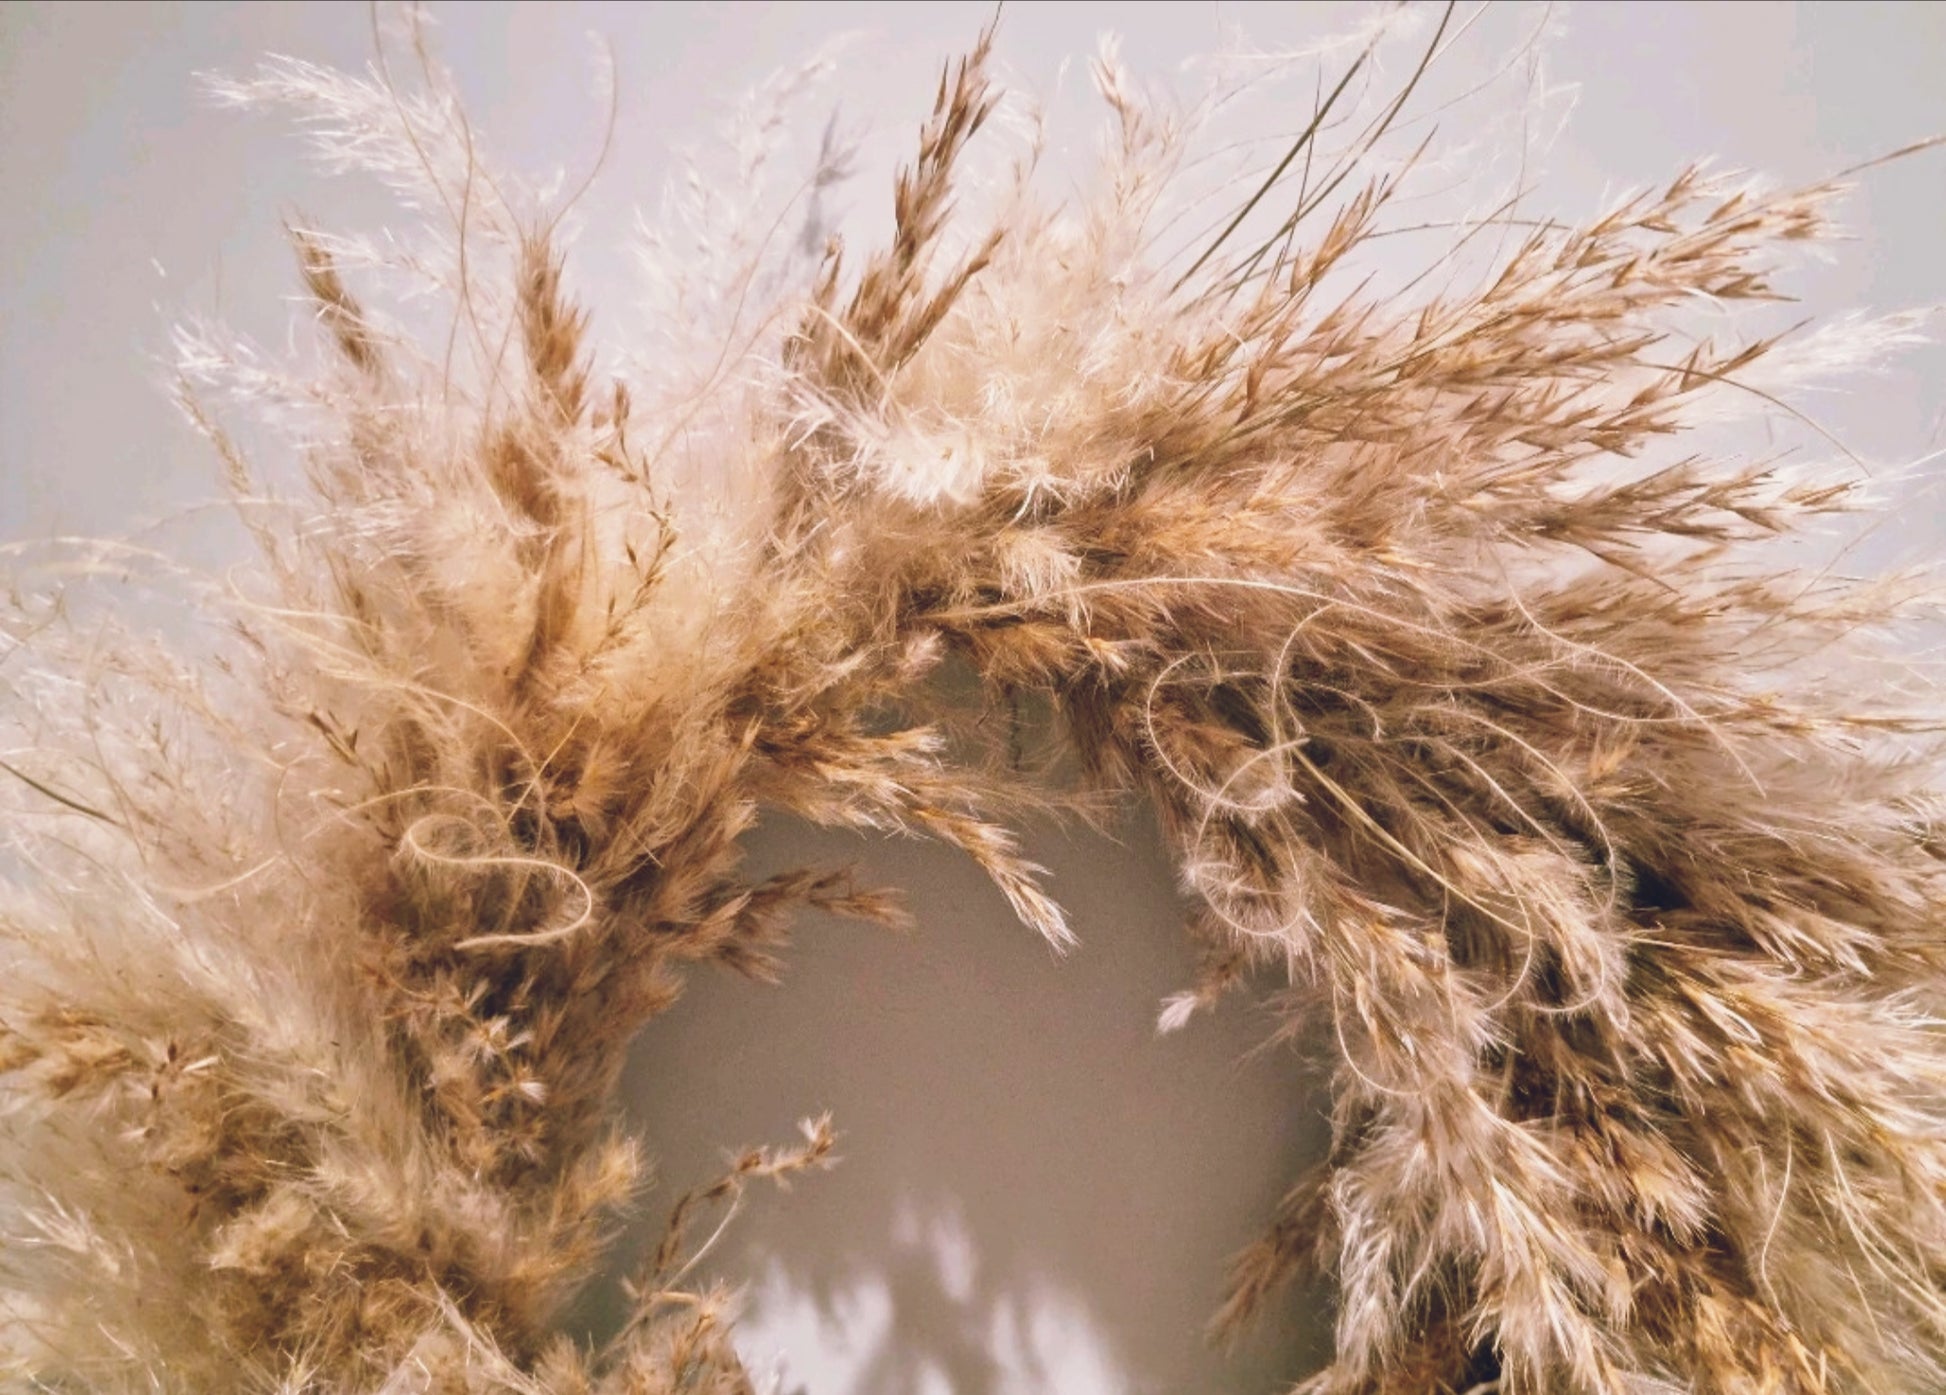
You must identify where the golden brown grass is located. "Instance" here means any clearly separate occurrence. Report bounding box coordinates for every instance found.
[3,6,1944,1392]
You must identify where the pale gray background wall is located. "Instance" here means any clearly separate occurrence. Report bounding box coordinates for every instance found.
[2,5,1942,1393]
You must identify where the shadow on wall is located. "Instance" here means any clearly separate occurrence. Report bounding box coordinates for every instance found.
[580,808,1335,1394]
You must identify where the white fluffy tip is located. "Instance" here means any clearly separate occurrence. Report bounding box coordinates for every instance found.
[1156,992,1200,1035]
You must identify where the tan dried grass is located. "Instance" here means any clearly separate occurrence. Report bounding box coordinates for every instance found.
[3,6,1944,1393]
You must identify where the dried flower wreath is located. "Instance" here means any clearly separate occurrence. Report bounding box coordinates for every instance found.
[3,5,1944,1393]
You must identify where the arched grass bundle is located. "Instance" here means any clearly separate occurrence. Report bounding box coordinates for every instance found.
[3,6,1944,1393]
